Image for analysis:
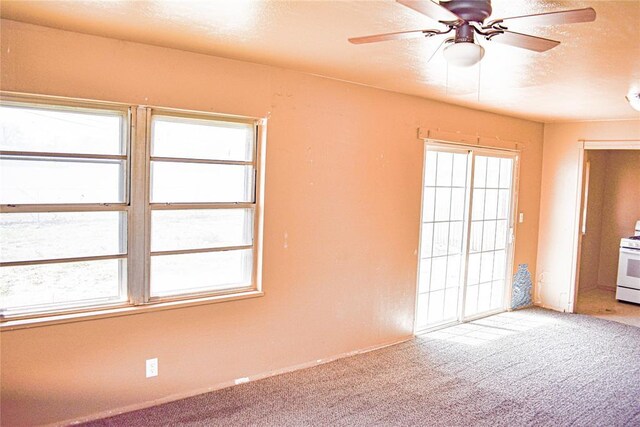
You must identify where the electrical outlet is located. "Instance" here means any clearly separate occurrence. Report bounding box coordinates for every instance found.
[146,358,158,378]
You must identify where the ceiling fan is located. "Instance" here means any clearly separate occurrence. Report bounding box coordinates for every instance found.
[349,0,596,67]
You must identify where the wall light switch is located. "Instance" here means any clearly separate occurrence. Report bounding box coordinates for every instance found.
[146,358,158,378]
[519,212,524,223]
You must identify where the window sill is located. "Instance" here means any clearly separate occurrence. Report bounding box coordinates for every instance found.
[0,289,264,331]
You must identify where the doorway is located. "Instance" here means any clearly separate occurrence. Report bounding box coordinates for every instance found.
[573,147,640,327]
[415,142,518,332]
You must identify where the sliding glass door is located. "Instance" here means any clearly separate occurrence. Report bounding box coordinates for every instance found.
[415,144,517,331]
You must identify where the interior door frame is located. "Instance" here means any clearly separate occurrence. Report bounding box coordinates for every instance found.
[568,140,640,313]
[415,140,521,333]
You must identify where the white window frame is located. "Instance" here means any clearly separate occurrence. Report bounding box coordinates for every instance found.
[0,92,266,328]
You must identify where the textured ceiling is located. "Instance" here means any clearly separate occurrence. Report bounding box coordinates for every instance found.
[1,0,639,122]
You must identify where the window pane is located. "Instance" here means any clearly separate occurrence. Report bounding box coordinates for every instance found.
[448,221,463,255]
[495,220,508,250]
[435,152,453,187]
[418,258,432,293]
[467,253,481,285]
[416,293,429,329]
[427,290,445,324]
[0,157,125,204]
[470,221,483,253]
[150,162,253,203]
[497,189,511,219]
[493,250,506,280]
[1,212,126,262]
[478,282,492,313]
[150,249,252,297]
[450,188,466,221]
[474,156,487,187]
[471,189,485,220]
[446,255,461,288]
[151,209,252,252]
[480,251,495,284]
[424,151,437,186]
[491,280,505,309]
[499,158,513,189]
[433,222,449,257]
[482,220,497,252]
[465,285,478,316]
[443,287,459,320]
[0,259,126,313]
[434,188,451,221]
[422,187,435,222]
[152,116,253,161]
[486,157,500,188]
[420,223,434,259]
[484,189,498,220]
[452,153,468,187]
[431,256,446,291]
[0,105,123,155]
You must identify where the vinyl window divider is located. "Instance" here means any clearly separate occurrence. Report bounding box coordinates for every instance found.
[149,156,254,166]
[149,202,255,210]
[0,253,127,268]
[150,245,254,257]
[0,150,127,161]
[0,203,129,213]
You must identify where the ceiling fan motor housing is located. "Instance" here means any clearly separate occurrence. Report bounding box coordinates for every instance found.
[441,0,492,23]
[442,0,493,43]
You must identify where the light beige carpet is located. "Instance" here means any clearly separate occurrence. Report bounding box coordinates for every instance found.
[87,308,640,426]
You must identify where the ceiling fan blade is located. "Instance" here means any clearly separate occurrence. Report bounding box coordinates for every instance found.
[493,7,596,28]
[349,29,434,44]
[396,0,462,24]
[489,30,560,52]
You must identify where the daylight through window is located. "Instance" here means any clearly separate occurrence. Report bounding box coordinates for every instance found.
[0,95,265,321]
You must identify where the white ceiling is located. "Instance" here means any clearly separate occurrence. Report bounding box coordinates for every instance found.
[2,0,640,122]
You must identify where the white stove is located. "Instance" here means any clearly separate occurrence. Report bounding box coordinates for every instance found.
[616,220,640,304]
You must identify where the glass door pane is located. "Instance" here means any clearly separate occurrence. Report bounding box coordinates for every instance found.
[463,155,514,319]
[416,149,469,330]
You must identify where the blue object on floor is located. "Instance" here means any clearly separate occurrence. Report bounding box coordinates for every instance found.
[512,264,533,309]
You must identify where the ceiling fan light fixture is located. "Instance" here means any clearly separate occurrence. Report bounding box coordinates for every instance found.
[443,42,485,67]
[626,92,640,112]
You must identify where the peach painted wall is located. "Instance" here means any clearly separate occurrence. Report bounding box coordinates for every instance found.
[596,151,640,289]
[578,151,607,292]
[0,20,544,426]
[538,121,640,311]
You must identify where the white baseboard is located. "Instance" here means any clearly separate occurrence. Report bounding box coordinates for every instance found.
[533,302,568,312]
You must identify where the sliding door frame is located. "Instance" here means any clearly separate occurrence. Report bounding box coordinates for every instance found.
[415,140,521,333]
